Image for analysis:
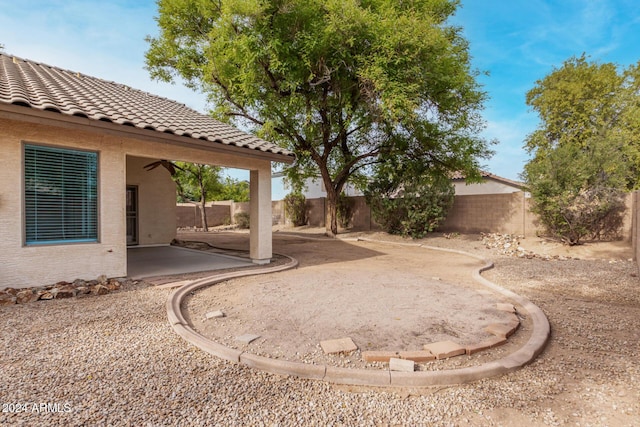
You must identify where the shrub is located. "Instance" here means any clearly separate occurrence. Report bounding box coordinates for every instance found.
[366,172,454,239]
[336,193,354,228]
[524,138,629,245]
[284,192,307,226]
[531,185,626,245]
[234,212,250,229]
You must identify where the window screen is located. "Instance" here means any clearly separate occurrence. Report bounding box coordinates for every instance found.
[24,144,98,245]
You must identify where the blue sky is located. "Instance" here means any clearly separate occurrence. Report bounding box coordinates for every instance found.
[1,0,639,198]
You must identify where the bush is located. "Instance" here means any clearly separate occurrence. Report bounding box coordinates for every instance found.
[284,192,307,226]
[336,193,354,228]
[532,185,626,245]
[365,172,454,239]
[234,212,250,229]
[524,138,629,245]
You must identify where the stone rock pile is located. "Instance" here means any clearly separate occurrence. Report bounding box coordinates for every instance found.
[480,233,534,257]
[0,276,136,306]
[480,233,576,260]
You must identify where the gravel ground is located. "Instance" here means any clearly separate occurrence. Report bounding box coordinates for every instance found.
[1,232,639,426]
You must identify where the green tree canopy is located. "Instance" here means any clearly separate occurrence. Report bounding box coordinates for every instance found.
[525,54,640,188]
[216,177,249,202]
[146,0,492,235]
[522,55,640,244]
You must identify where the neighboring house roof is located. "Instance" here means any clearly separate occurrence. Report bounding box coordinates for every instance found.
[450,170,524,190]
[0,54,294,161]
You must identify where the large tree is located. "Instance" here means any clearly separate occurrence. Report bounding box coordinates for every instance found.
[523,55,640,244]
[525,55,640,182]
[146,0,492,235]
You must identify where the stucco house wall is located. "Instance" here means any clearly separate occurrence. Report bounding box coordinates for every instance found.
[0,118,128,287]
[0,116,278,288]
[453,178,523,195]
[290,177,363,199]
[0,53,294,290]
[126,156,176,246]
[294,174,523,200]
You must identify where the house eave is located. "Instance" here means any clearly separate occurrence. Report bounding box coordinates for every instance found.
[0,104,295,164]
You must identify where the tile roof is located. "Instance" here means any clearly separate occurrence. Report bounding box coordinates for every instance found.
[450,170,491,180]
[0,54,293,160]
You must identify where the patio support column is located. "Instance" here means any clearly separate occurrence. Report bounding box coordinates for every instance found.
[249,163,272,264]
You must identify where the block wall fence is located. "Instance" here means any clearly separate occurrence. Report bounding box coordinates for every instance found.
[177,191,637,244]
[177,191,639,274]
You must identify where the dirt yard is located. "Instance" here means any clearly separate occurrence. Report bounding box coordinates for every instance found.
[184,235,525,370]
[1,229,638,426]
[180,229,640,426]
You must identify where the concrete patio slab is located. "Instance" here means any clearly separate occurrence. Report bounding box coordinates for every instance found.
[127,246,254,279]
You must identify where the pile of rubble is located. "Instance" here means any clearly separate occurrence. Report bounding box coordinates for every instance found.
[0,276,136,306]
[480,233,575,260]
[480,233,532,257]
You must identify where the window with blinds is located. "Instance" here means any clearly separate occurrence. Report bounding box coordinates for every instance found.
[24,144,98,245]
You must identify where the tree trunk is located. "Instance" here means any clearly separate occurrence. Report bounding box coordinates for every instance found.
[325,186,339,237]
[200,196,209,232]
[198,173,209,232]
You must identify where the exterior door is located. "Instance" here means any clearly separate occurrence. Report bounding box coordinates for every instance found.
[126,186,138,245]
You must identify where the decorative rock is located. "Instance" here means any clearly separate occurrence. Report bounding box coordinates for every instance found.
[236,334,261,344]
[76,286,91,295]
[106,281,121,291]
[16,289,39,304]
[389,357,415,372]
[55,286,77,299]
[1,277,134,305]
[423,340,466,359]
[205,310,225,320]
[38,291,54,300]
[97,275,108,284]
[0,293,17,305]
[92,284,110,295]
[320,337,358,355]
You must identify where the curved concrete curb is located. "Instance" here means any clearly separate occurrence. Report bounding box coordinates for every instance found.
[167,240,551,387]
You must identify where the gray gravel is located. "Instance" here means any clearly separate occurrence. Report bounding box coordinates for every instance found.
[1,234,639,426]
